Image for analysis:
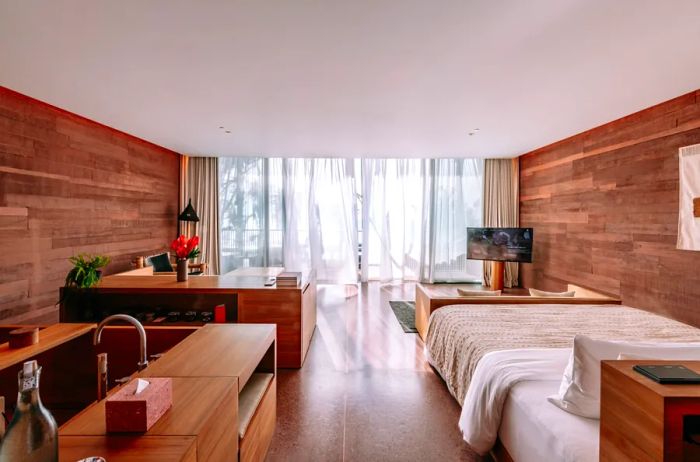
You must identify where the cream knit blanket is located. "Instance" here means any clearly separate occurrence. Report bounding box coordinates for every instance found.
[426,304,700,405]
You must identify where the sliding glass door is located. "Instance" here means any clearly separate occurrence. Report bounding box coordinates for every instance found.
[429,159,483,282]
[360,158,483,283]
[219,158,483,282]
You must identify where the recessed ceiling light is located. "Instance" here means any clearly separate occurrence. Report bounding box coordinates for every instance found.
[219,126,224,129]
[225,130,231,134]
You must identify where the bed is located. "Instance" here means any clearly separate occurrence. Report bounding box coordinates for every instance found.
[425,303,700,461]
[499,365,599,462]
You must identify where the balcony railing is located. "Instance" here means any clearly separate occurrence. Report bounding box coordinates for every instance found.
[220,228,284,255]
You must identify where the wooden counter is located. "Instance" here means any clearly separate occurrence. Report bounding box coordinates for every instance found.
[95,272,310,293]
[61,270,316,368]
[61,377,238,461]
[0,323,94,371]
[59,323,277,462]
[141,324,275,391]
[60,436,197,462]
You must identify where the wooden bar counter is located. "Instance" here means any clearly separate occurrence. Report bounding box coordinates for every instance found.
[60,268,316,368]
[59,323,277,462]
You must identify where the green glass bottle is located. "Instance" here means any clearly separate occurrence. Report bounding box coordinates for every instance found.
[0,360,58,462]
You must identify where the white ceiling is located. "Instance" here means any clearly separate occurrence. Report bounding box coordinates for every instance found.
[1,0,700,158]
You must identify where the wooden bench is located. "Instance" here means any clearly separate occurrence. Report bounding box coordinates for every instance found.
[415,283,621,340]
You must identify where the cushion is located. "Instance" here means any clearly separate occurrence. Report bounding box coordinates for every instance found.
[147,252,174,272]
[548,335,700,419]
[457,289,501,297]
[238,373,273,438]
[529,288,576,297]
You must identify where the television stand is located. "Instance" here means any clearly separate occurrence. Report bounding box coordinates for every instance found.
[490,261,505,291]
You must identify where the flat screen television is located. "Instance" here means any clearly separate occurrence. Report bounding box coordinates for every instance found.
[467,227,533,263]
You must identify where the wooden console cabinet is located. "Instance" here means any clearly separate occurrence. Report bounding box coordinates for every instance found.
[60,269,316,368]
[600,360,700,462]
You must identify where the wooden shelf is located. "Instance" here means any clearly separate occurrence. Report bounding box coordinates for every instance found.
[0,323,94,372]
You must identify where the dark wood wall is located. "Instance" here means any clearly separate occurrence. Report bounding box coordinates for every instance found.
[0,87,180,324]
[520,90,700,327]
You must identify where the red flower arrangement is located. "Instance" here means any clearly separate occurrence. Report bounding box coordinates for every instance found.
[171,235,201,261]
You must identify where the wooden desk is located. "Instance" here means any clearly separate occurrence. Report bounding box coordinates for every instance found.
[600,360,700,462]
[228,267,284,277]
[414,283,621,340]
[60,270,316,368]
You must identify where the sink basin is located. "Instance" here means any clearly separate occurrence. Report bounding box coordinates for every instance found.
[92,325,197,390]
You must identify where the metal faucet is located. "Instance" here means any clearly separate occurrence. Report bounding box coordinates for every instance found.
[93,314,148,400]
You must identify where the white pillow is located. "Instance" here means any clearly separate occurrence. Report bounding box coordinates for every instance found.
[457,289,501,296]
[529,288,576,297]
[548,335,700,419]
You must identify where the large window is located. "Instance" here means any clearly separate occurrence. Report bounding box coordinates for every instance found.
[218,158,483,282]
[218,158,284,274]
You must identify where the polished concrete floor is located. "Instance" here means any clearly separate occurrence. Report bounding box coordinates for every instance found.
[266,282,483,462]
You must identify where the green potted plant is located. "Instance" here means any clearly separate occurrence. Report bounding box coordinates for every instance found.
[60,254,111,322]
[65,254,111,288]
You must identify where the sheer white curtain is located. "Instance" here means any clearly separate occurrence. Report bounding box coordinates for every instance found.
[361,159,429,282]
[283,159,358,283]
[427,159,484,282]
[219,157,483,283]
[361,158,483,283]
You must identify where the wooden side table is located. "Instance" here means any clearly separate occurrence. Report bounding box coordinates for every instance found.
[600,360,700,462]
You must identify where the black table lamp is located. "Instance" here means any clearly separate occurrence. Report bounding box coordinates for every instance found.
[178,199,199,237]
[179,199,199,223]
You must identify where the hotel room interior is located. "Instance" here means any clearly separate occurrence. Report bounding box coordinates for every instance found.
[1,1,700,461]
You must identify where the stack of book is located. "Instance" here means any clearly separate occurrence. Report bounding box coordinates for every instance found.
[276,272,301,287]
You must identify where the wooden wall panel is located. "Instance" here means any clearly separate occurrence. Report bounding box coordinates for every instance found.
[520,90,700,327]
[0,87,180,324]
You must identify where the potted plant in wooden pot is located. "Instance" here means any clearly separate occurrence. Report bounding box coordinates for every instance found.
[170,235,200,282]
[60,254,111,321]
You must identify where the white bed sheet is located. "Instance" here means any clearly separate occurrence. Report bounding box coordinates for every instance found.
[499,379,599,462]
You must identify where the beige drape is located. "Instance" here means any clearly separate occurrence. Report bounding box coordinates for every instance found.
[180,156,220,274]
[482,158,520,287]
